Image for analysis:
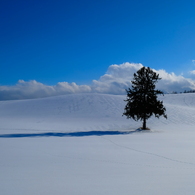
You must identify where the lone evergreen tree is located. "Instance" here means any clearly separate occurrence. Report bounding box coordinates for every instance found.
[123,66,167,130]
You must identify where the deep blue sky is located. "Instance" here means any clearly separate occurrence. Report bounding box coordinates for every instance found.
[1,0,195,86]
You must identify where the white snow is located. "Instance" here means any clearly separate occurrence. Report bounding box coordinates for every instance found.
[0,93,195,195]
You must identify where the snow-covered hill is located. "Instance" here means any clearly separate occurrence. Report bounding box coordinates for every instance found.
[0,93,130,133]
[0,93,195,195]
[0,93,195,133]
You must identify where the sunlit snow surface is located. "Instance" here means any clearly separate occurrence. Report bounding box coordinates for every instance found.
[0,93,195,195]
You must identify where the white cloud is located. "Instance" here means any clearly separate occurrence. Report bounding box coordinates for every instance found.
[156,69,195,93]
[0,80,91,100]
[1,62,195,100]
[92,63,195,94]
[92,63,143,94]
[190,70,195,75]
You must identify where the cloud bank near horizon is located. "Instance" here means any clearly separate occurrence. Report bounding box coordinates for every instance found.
[1,62,195,100]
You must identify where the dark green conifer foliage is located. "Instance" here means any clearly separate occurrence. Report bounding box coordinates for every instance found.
[123,66,167,130]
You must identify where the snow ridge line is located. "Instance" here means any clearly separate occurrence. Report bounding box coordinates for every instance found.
[102,137,195,166]
[58,155,195,170]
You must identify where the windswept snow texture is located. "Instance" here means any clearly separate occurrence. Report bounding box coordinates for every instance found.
[0,93,195,195]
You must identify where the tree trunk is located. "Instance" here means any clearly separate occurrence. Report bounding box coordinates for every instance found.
[142,117,146,130]
[142,94,147,130]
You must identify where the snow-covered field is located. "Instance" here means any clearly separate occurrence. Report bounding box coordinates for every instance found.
[0,93,195,195]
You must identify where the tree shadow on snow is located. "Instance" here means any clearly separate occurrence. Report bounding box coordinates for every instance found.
[0,129,144,138]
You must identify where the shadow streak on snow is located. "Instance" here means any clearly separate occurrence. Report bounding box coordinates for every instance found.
[0,129,143,138]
